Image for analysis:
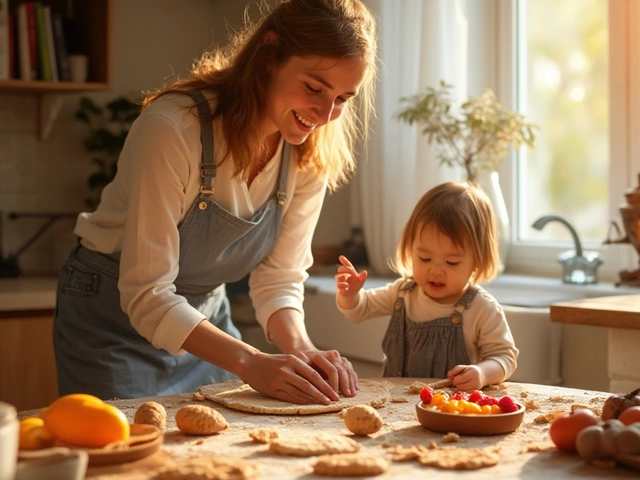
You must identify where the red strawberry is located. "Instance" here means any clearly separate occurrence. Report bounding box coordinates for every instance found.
[498,395,519,413]
[468,390,484,404]
[419,386,435,404]
[477,396,499,406]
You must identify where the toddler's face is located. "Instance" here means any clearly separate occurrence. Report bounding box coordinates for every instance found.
[411,224,476,304]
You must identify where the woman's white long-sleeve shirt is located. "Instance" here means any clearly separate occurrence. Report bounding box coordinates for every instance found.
[337,279,519,380]
[75,93,327,355]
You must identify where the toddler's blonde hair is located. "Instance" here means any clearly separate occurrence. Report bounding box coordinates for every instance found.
[391,181,501,284]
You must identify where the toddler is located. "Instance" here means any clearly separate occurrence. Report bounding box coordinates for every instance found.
[335,181,518,390]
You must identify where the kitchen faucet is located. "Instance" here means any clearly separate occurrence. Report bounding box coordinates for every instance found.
[532,214,602,284]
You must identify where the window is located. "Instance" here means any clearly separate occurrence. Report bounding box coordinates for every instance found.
[499,0,640,281]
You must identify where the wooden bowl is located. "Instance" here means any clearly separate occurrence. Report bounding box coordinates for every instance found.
[18,424,163,467]
[415,401,525,436]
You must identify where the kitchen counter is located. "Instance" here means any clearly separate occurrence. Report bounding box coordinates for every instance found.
[18,378,639,479]
[550,294,640,393]
[0,277,57,311]
[550,294,640,329]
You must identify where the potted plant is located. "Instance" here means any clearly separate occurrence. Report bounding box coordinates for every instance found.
[395,80,537,183]
[75,95,141,210]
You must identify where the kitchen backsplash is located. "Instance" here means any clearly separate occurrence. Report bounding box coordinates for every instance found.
[0,94,90,276]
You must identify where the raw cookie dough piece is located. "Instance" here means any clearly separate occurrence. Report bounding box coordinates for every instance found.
[340,405,383,436]
[134,401,167,430]
[198,378,392,415]
[313,453,389,476]
[269,433,361,457]
[175,405,228,435]
[157,457,261,480]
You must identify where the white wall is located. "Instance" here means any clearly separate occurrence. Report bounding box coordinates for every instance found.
[0,0,354,276]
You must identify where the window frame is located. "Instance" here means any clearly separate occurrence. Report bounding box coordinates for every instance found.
[496,0,640,282]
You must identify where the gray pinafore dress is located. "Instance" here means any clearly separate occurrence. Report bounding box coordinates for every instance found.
[53,90,291,399]
[381,281,477,378]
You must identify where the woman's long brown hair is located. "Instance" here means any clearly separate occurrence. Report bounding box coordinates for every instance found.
[142,0,378,192]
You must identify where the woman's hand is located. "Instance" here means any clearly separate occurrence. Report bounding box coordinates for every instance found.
[240,351,343,405]
[299,348,359,398]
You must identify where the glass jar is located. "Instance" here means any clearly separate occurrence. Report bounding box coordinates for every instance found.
[0,401,19,480]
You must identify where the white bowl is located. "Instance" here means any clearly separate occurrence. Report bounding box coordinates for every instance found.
[16,448,88,480]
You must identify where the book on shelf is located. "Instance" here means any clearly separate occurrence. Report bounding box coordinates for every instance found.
[51,11,69,81]
[25,1,37,79]
[43,4,57,81]
[16,2,30,80]
[34,2,51,81]
[0,0,8,80]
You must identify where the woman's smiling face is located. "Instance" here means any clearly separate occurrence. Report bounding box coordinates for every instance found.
[262,55,366,145]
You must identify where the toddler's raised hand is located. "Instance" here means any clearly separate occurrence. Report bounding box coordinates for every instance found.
[335,255,368,309]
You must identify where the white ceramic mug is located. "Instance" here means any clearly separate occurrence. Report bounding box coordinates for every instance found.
[0,402,19,480]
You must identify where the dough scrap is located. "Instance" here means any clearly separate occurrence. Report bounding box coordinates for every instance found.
[268,433,361,457]
[157,457,261,480]
[416,446,500,470]
[313,453,389,476]
[248,428,278,444]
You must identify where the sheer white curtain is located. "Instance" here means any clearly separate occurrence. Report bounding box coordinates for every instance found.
[359,0,469,275]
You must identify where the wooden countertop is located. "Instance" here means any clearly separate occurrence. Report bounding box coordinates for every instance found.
[550,294,640,329]
[0,277,57,312]
[18,378,639,479]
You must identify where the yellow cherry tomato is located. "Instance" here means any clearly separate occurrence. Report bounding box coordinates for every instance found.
[462,402,483,415]
[431,393,448,407]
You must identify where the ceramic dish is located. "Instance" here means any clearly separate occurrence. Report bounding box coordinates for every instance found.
[415,401,525,435]
[18,423,163,468]
[16,448,88,480]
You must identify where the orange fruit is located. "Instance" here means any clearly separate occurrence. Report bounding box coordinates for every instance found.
[19,417,54,450]
[41,393,130,448]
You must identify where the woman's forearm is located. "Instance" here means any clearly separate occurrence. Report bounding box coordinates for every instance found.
[266,307,316,354]
[181,320,259,379]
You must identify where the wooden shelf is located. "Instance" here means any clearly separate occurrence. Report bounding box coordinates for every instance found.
[0,79,111,94]
[0,0,113,138]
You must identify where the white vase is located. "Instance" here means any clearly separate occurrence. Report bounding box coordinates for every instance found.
[475,171,511,273]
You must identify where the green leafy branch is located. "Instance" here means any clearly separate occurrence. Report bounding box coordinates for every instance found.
[396,80,537,182]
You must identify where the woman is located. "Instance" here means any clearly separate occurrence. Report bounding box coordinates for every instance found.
[53,0,378,404]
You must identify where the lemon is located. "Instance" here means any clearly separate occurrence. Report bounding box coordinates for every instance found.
[19,417,54,450]
[41,393,130,448]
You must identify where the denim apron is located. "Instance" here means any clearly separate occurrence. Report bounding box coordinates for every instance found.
[381,281,476,378]
[54,90,291,399]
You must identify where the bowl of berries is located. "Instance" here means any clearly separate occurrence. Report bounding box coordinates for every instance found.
[415,386,525,436]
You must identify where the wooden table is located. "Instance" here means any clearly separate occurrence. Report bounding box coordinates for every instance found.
[550,294,640,392]
[18,378,639,479]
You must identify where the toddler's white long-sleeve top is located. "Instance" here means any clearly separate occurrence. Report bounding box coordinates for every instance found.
[337,278,519,379]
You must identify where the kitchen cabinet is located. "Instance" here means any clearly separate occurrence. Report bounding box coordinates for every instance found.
[0,0,113,139]
[0,309,59,411]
